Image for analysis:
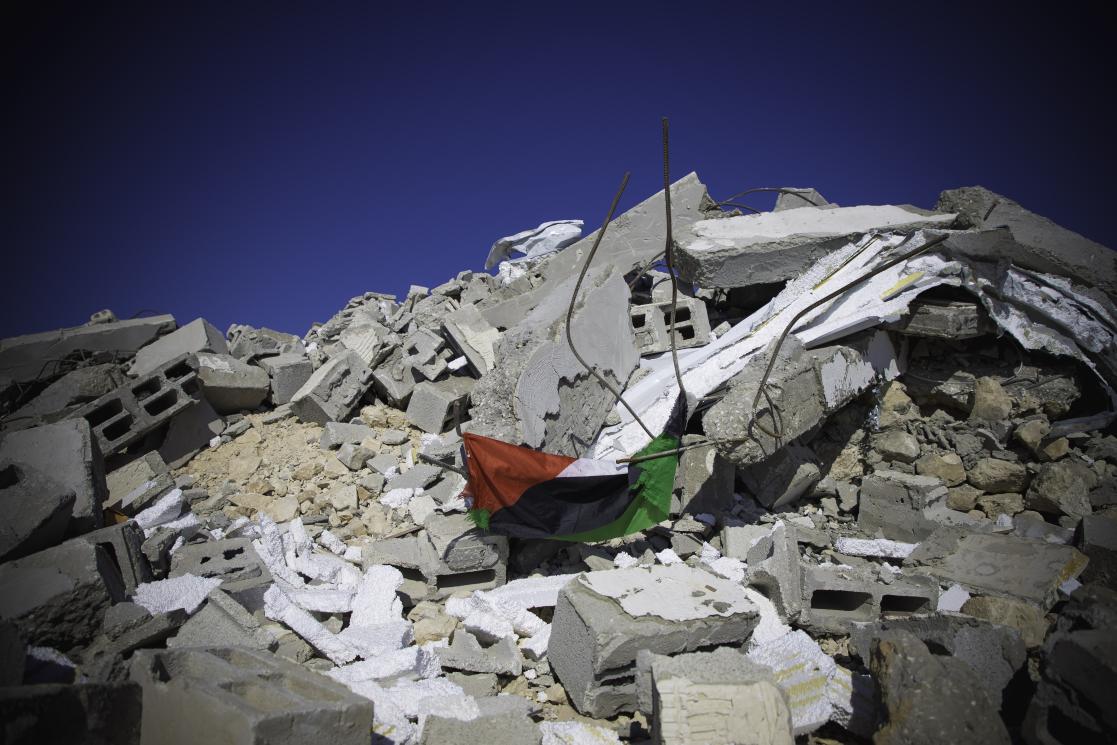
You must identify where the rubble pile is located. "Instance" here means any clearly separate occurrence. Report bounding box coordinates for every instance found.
[1,176,1116,745]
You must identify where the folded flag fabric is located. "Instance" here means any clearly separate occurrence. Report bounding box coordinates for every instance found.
[464,397,685,541]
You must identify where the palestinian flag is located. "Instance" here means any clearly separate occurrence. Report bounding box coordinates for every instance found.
[464,397,685,541]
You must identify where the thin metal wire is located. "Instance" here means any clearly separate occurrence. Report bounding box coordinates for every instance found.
[564,171,655,440]
[715,187,826,209]
[661,117,688,409]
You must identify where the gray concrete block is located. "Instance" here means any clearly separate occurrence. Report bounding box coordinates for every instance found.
[386,463,441,491]
[195,353,270,413]
[364,527,505,604]
[104,451,174,513]
[629,297,711,356]
[406,377,473,434]
[169,589,277,651]
[0,681,142,745]
[739,444,820,510]
[336,443,373,470]
[290,350,373,425]
[442,304,499,375]
[129,318,228,378]
[0,537,125,650]
[438,630,522,676]
[77,521,153,596]
[798,564,938,634]
[372,358,419,408]
[259,353,314,406]
[676,204,954,288]
[130,646,374,745]
[157,395,224,469]
[169,537,273,610]
[857,469,950,542]
[743,522,802,621]
[645,647,794,745]
[0,418,107,535]
[424,513,508,575]
[549,565,759,718]
[0,315,175,385]
[319,421,375,450]
[905,528,1089,609]
[0,461,75,562]
[227,325,305,362]
[885,298,995,339]
[671,436,734,516]
[71,354,203,457]
[419,695,540,745]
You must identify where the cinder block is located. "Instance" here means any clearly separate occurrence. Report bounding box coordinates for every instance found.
[419,696,539,745]
[629,298,711,356]
[169,537,273,610]
[798,564,938,634]
[406,377,474,434]
[129,646,373,745]
[78,521,153,595]
[290,351,373,425]
[195,353,270,413]
[259,354,314,405]
[129,318,228,377]
[549,565,759,718]
[157,395,224,469]
[169,589,277,651]
[0,418,107,535]
[71,354,203,457]
[104,451,175,513]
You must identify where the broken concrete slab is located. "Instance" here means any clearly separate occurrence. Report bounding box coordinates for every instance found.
[0,461,74,562]
[104,451,174,513]
[675,204,954,288]
[870,629,1010,745]
[168,589,277,651]
[548,565,758,718]
[130,646,374,745]
[773,187,833,211]
[194,352,270,413]
[937,186,1117,301]
[470,265,639,456]
[129,318,228,378]
[290,350,373,425]
[643,647,794,745]
[0,418,107,535]
[906,528,1089,609]
[227,324,305,362]
[442,304,500,375]
[0,315,175,385]
[0,537,124,651]
[406,377,473,434]
[7,362,127,425]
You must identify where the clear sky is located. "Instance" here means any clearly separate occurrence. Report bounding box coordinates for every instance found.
[4,2,1113,339]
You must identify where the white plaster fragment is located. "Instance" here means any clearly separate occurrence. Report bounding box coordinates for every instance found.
[351,565,405,627]
[521,625,551,661]
[133,573,221,615]
[655,548,683,565]
[133,488,185,530]
[317,528,347,556]
[834,537,917,559]
[578,564,756,623]
[263,584,357,664]
[540,721,623,745]
[936,583,971,612]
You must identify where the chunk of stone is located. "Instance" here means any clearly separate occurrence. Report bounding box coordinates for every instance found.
[967,457,1028,493]
[970,376,1013,421]
[105,451,174,513]
[0,461,75,562]
[1026,459,1098,518]
[0,537,124,650]
[644,647,793,745]
[168,589,276,651]
[961,595,1049,648]
[439,629,522,676]
[548,565,758,718]
[0,418,106,535]
[676,204,954,288]
[336,443,373,471]
[258,353,314,405]
[194,352,270,413]
[129,318,228,377]
[290,350,373,425]
[906,528,1088,609]
[226,325,304,361]
[870,630,1010,745]
[130,646,373,745]
[915,452,966,487]
[873,430,921,463]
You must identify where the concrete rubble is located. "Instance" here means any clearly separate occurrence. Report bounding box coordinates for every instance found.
[0,177,1114,744]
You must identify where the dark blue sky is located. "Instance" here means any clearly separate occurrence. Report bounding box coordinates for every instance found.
[4,2,1113,339]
